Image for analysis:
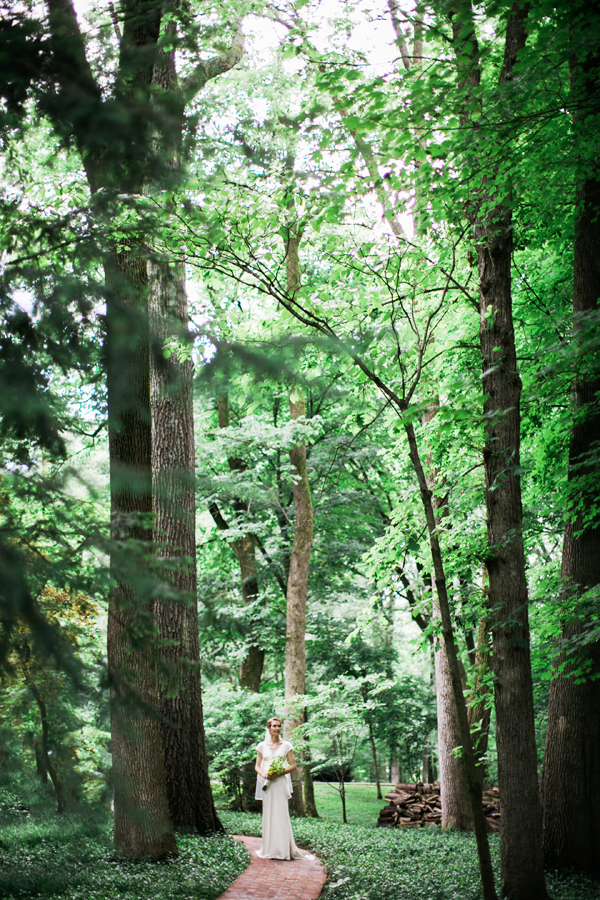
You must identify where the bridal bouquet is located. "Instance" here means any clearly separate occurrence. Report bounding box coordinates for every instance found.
[262,756,286,790]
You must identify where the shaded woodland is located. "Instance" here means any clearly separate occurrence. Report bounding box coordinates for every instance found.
[0,0,599,898]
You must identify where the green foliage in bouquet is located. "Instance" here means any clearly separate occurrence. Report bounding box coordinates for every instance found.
[262,756,286,790]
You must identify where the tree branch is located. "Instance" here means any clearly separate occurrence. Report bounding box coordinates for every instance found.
[396,567,432,638]
[208,502,287,599]
[182,22,244,100]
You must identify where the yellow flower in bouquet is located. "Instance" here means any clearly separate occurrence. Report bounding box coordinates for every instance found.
[262,755,286,790]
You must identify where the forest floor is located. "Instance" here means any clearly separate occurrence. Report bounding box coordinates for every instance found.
[221,792,600,900]
[0,794,248,900]
[1,783,599,900]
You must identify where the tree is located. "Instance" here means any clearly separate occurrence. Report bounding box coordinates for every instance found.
[3,586,105,813]
[284,386,313,817]
[307,676,367,825]
[540,0,600,871]
[445,2,547,894]
[31,0,243,855]
[148,15,242,835]
[210,392,266,693]
[208,389,269,813]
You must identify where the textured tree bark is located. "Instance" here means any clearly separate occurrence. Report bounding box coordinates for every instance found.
[150,258,221,834]
[44,0,178,857]
[148,22,247,833]
[399,563,489,815]
[433,595,473,829]
[540,11,600,869]
[284,389,312,818]
[303,708,320,817]
[449,3,547,895]
[106,250,177,857]
[422,395,473,829]
[303,756,319,816]
[467,611,493,790]
[281,218,313,817]
[476,190,546,900]
[369,722,383,800]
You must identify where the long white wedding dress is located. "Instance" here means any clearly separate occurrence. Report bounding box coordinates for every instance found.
[255,739,313,860]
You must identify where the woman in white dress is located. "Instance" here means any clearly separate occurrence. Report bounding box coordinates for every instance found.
[254,716,313,860]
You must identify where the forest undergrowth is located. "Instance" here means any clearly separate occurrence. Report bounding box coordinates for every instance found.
[0,785,248,900]
[1,780,599,900]
[221,811,600,900]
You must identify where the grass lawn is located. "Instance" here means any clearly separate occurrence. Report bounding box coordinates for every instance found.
[214,781,390,829]
[310,782,392,828]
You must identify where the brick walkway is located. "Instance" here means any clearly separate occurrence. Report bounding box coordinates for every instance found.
[216,835,327,900]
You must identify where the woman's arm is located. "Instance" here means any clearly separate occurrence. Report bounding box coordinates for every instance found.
[283,749,297,776]
[255,751,263,776]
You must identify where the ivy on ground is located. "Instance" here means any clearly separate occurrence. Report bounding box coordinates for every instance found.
[221,811,600,900]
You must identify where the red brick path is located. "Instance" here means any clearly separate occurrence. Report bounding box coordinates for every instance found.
[216,835,327,900]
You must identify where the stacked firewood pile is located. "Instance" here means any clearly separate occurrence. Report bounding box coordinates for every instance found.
[377,782,501,831]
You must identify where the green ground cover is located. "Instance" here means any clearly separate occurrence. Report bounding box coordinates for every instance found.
[0,795,248,900]
[221,809,600,900]
[2,781,599,900]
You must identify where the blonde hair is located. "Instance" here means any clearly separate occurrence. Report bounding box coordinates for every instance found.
[267,716,282,728]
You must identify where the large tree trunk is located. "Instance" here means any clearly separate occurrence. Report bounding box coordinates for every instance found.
[149,36,221,835]
[399,564,488,819]
[106,249,177,857]
[476,192,545,900]
[150,260,221,834]
[422,395,472,829]
[44,0,178,857]
[148,18,245,834]
[540,11,600,869]
[44,0,244,857]
[282,224,312,817]
[403,421,497,900]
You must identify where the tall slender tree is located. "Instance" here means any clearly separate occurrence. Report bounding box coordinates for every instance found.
[209,392,265,813]
[448,3,547,894]
[284,385,313,818]
[334,8,480,821]
[540,1,600,871]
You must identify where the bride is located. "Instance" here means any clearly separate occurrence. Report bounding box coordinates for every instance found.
[254,716,313,860]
